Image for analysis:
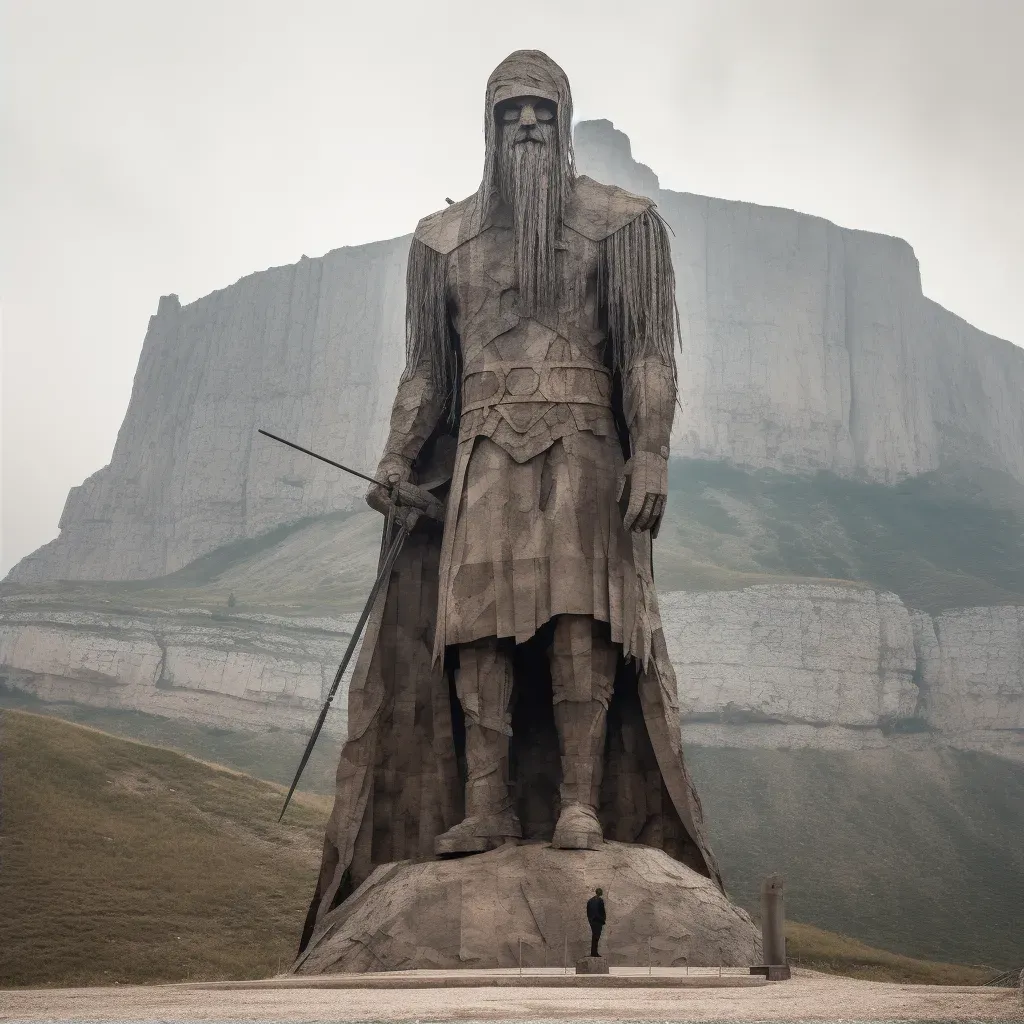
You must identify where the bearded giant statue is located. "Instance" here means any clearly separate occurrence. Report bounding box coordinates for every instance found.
[294,51,758,971]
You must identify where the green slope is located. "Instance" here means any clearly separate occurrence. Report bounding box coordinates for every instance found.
[7,461,1023,617]
[3,460,1023,978]
[687,746,1024,969]
[0,710,1006,987]
[4,699,1020,973]
[656,461,1024,611]
[0,709,330,987]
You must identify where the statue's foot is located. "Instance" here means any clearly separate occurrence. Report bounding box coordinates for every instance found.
[551,803,603,850]
[434,812,521,857]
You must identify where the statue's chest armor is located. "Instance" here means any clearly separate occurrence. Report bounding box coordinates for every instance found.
[448,224,617,461]
[448,223,603,360]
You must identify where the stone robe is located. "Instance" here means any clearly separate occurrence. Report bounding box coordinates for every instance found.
[297,177,723,954]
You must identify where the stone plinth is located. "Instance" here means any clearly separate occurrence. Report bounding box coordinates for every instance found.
[293,841,760,974]
[751,964,792,981]
[576,956,609,974]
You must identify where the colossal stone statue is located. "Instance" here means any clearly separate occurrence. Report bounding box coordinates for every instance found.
[298,50,723,955]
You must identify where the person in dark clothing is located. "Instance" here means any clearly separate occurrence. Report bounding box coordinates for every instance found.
[586,887,606,956]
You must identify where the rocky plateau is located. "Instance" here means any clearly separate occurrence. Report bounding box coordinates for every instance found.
[8,120,1024,584]
[2,119,1022,768]
[2,582,1020,762]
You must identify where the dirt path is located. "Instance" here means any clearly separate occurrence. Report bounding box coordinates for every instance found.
[1,971,1020,1020]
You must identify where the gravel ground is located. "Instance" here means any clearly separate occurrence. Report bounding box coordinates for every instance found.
[0,971,1020,1022]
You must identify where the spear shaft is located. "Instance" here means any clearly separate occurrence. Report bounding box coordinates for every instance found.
[277,523,409,821]
[257,428,378,486]
[257,428,445,523]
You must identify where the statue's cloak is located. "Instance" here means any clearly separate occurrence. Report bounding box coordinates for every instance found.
[297,436,724,955]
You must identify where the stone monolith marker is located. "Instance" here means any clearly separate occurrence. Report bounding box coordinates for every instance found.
[293,842,760,973]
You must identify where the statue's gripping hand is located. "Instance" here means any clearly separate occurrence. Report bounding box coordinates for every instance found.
[618,448,669,535]
[366,454,420,531]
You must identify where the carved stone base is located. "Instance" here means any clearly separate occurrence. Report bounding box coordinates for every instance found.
[576,956,610,974]
[751,964,792,981]
[294,841,761,974]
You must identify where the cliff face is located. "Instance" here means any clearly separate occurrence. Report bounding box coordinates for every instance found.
[10,244,409,582]
[8,119,1024,584]
[576,120,1024,484]
[2,584,1020,762]
[663,586,1022,759]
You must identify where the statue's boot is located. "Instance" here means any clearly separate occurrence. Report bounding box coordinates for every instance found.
[549,615,616,851]
[435,721,522,854]
[551,699,607,850]
[435,638,521,856]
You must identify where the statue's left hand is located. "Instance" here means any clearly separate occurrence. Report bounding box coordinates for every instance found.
[619,449,668,534]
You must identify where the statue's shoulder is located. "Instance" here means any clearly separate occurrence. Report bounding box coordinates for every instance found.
[564,175,653,242]
[414,193,483,255]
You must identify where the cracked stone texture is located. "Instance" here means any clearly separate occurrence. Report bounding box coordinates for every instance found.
[917,605,1024,748]
[294,841,760,973]
[663,586,919,728]
[8,121,1024,584]
[2,585,1021,762]
[0,603,357,733]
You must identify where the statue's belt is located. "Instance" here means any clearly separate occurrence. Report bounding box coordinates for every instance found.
[460,361,612,415]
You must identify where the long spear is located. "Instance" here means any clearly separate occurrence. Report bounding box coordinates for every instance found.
[258,429,379,486]
[257,428,445,522]
[276,523,408,821]
[256,428,443,820]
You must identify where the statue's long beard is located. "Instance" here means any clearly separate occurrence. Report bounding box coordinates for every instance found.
[496,123,562,317]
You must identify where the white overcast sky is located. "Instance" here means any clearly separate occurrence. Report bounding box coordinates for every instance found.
[2,0,1021,575]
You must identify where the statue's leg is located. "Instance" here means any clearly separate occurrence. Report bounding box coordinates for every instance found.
[549,614,617,850]
[434,637,522,856]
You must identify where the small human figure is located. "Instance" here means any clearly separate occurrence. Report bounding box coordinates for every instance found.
[586,887,606,957]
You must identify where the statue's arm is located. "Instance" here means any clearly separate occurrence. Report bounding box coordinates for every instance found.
[602,206,679,534]
[622,356,676,534]
[367,236,452,514]
[372,362,445,487]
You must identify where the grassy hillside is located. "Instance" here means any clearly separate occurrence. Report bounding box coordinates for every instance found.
[0,709,330,987]
[656,460,1024,611]
[2,460,1022,982]
[0,684,345,796]
[784,922,997,985]
[0,710,1007,988]
[6,461,1024,618]
[687,746,1024,970]
[3,704,1021,977]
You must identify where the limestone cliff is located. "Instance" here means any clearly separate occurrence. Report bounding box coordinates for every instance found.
[2,584,1020,762]
[579,119,1024,483]
[8,120,1024,583]
[9,244,409,582]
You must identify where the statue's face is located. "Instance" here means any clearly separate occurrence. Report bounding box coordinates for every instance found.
[496,95,556,146]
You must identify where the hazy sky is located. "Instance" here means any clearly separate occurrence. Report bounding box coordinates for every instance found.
[2,0,1021,575]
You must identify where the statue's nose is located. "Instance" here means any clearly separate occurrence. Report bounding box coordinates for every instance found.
[519,103,538,127]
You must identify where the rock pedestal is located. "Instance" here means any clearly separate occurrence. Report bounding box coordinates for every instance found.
[293,841,760,974]
[576,956,609,974]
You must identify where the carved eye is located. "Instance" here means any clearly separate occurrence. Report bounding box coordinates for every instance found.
[535,103,555,122]
[501,106,520,122]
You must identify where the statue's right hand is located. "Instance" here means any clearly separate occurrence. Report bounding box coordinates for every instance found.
[366,454,412,516]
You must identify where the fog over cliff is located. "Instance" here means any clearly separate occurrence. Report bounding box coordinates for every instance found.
[6,2,1022,577]
[8,120,1023,585]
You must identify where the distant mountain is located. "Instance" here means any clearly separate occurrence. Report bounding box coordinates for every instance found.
[2,120,1022,973]
[8,119,1024,584]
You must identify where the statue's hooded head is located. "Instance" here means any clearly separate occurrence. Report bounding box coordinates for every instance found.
[478,50,577,316]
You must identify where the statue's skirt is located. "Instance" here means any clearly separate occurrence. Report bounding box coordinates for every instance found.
[441,432,629,647]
